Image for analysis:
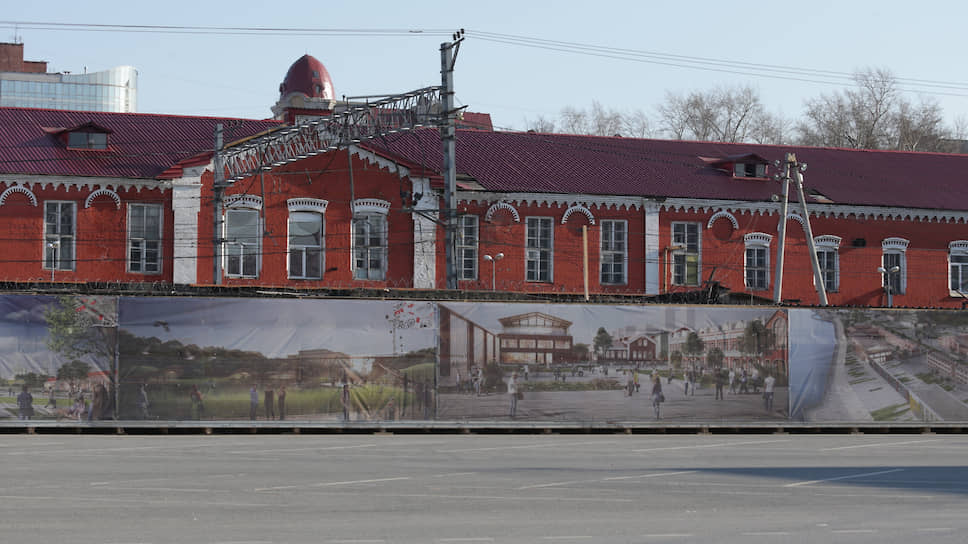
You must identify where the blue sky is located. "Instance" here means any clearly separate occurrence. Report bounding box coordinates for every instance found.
[4,1,968,132]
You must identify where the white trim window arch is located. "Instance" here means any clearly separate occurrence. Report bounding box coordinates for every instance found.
[44,200,75,271]
[744,233,772,291]
[223,195,263,279]
[128,203,163,274]
[814,235,842,293]
[352,198,390,281]
[881,237,909,296]
[600,219,627,285]
[948,240,968,295]
[287,198,328,280]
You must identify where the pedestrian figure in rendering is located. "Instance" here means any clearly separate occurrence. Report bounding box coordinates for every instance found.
[740,370,749,394]
[763,373,776,412]
[473,368,481,396]
[728,369,737,394]
[264,385,275,420]
[277,385,287,421]
[138,384,150,420]
[507,371,518,418]
[633,369,640,393]
[249,385,258,420]
[190,384,204,420]
[17,385,33,420]
[651,374,663,419]
[45,387,57,409]
[524,365,529,381]
[715,368,725,400]
[341,383,351,421]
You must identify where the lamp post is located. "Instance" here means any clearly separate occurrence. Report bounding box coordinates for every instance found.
[877,265,900,308]
[46,241,59,282]
[483,253,504,291]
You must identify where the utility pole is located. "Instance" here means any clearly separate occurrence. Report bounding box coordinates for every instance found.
[213,124,224,285]
[440,29,464,290]
[772,158,791,303]
[786,153,828,306]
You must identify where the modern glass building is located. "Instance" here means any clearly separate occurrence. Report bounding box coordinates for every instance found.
[0,43,137,112]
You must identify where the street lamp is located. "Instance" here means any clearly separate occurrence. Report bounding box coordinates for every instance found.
[46,241,59,282]
[877,265,900,308]
[483,253,504,290]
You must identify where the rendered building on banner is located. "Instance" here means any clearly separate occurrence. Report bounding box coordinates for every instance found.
[0,42,137,112]
[1,52,967,308]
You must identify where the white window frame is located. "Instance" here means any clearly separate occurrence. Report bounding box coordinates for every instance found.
[127,203,163,274]
[814,235,841,293]
[352,199,390,281]
[223,196,263,279]
[744,233,772,291]
[600,219,627,285]
[288,211,324,280]
[671,221,701,286]
[525,216,554,283]
[881,237,909,295]
[950,241,968,296]
[457,215,479,281]
[44,200,75,271]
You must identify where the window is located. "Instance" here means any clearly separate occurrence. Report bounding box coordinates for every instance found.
[671,222,700,286]
[950,241,968,294]
[67,131,108,150]
[600,220,627,285]
[128,203,162,274]
[288,212,323,279]
[815,235,841,293]
[525,217,553,282]
[353,214,387,280]
[881,237,909,295]
[744,233,772,291]
[457,215,479,280]
[225,208,260,278]
[733,163,767,178]
[44,201,75,271]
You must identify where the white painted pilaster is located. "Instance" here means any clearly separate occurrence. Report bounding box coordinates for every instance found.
[171,166,205,285]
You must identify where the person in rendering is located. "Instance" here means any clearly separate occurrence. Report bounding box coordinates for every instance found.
[341,383,351,421]
[190,384,204,420]
[277,385,287,421]
[44,386,56,409]
[507,371,518,418]
[17,385,33,420]
[249,385,258,420]
[763,373,776,412]
[651,374,663,419]
[264,385,275,420]
[715,368,725,400]
[138,384,150,420]
[728,369,737,394]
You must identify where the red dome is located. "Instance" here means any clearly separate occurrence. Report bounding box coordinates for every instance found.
[279,55,334,100]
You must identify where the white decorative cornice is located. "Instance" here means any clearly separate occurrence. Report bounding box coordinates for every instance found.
[352,198,391,215]
[224,194,263,210]
[0,175,170,193]
[561,204,595,225]
[707,210,738,229]
[351,145,410,177]
[814,235,842,249]
[950,240,968,254]
[744,232,773,246]
[881,237,910,252]
[484,201,520,223]
[659,197,968,224]
[461,192,648,212]
[0,185,37,207]
[287,198,329,214]
[84,188,121,209]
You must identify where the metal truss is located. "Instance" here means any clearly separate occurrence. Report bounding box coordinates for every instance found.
[221,86,444,182]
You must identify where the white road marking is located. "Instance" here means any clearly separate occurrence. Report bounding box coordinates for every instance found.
[438,539,495,542]
[832,529,877,534]
[327,540,386,544]
[517,480,590,490]
[256,476,410,491]
[0,441,65,448]
[437,440,619,453]
[433,472,477,478]
[784,468,904,487]
[603,470,697,481]
[227,444,378,454]
[399,493,634,503]
[91,473,241,486]
[916,528,953,532]
[540,537,593,540]
[821,439,940,451]
[632,439,791,453]
[743,532,792,536]
[640,534,693,538]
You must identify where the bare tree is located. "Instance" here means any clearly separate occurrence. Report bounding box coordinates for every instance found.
[655,85,787,144]
[796,67,953,151]
[529,101,651,137]
[525,115,557,134]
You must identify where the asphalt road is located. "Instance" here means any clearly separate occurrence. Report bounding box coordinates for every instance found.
[1,433,966,543]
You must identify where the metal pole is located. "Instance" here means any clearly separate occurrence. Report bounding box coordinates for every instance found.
[213,124,225,285]
[582,225,589,301]
[440,42,458,290]
[790,155,828,306]
[772,158,792,304]
[491,259,496,291]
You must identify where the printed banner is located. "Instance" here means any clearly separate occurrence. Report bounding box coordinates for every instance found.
[117,297,436,421]
[790,308,968,423]
[438,302,789,422]
[0,294,117,421]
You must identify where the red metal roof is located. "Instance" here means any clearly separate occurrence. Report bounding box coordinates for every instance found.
[368,129,968,212]
[0,108,281,179]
